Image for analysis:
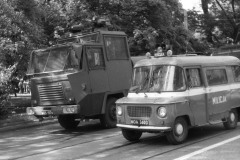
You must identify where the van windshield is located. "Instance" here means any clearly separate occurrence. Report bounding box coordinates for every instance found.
[27,47,80,74]
[130,65,186,93]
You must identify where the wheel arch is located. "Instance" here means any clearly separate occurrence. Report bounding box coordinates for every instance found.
[175,115,192,127]
[101,91,127,114]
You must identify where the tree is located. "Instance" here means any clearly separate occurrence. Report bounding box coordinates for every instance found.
[199,0,240,45]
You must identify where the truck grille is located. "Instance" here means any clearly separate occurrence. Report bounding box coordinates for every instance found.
[127,106,152,117]
[38,83,64,102]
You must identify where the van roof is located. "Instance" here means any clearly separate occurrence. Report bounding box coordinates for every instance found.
[135,56,240,68]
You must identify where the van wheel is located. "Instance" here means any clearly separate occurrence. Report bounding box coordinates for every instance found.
[58,115,80,130]
[122,129,142,141]
[100,97,117,128]
[166,117,188,145]
[223,109,238,130]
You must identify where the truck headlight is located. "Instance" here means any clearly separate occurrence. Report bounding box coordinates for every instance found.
[157,107,167,118]
[116,106,123,116]
[63,106,76,114]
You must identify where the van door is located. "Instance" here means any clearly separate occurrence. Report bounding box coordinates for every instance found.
[205,67,231,116]
[186,67,207,125]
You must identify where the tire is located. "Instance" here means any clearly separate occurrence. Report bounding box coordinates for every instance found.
[166,117,188,145]
[58,115,80,130]
[122,129,142,141]
[223,109,238,130]
[100,98,117,128]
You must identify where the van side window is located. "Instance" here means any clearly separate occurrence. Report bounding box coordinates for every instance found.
[104,36,128,60]
[173,67,186,91]
[186,68,202,87]
[231,66,240,82]
[206,69,228,86]
[86,47,105,70]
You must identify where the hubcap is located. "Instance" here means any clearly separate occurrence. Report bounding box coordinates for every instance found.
[230,112,235,122]
[176,123,184,135]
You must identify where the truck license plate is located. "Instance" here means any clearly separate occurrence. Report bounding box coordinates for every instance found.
[131,119,149,126]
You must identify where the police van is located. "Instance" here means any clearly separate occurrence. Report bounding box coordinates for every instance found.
[116,56,240,144]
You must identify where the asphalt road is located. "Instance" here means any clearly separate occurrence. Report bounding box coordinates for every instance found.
[0,121,239,160]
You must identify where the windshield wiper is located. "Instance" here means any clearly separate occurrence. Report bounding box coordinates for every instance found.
[149,77,162,94]
[130,86,140,93]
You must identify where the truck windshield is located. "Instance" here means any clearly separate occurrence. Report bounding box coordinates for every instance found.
[27,47,80,74]
[130,65,186,92]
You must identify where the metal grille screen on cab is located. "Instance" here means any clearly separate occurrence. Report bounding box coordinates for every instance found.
[38,83,64,102]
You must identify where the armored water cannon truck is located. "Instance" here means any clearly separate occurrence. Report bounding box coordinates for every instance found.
[26,28,134,130]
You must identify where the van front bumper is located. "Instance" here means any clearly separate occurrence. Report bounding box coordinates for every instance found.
[26,105,80,116]
[117,124,171,131]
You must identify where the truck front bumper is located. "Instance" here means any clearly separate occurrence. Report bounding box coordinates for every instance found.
[26,105,80,116]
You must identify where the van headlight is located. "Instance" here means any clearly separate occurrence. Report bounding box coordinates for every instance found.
[116,106,123,116]
[157,107,167,118]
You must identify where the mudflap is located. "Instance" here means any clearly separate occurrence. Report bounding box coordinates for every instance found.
[67,71,91,104]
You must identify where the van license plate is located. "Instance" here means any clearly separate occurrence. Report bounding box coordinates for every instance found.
[131,119,149,126]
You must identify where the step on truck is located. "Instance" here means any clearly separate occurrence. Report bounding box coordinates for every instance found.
[26,29,134,130]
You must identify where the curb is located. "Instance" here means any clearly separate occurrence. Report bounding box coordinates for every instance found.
[0,115,58,133]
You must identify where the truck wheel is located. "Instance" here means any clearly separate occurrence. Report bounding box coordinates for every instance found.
[122,129,142,141]
[166,117,188,145]
[58,115,80,130]
[223,109,238,130]
[100,97,117,128]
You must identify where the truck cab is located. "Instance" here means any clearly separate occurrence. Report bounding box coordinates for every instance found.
[27,30,133,129]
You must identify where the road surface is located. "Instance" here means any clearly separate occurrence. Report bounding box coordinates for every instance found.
[0,120,239,160]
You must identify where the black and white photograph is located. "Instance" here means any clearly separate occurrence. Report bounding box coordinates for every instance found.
[0,0,239,159]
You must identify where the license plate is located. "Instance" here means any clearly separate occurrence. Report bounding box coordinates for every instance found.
[131,119,149,126]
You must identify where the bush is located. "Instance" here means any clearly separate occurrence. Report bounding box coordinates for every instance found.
[0,83,11,119]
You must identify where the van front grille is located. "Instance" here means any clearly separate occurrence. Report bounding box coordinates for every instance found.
[127,106,152,117]
[38,83,64,102]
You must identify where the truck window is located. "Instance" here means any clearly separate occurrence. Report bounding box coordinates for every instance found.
[231,66,240,82]
[104,36,128,60]
[44,48,69,72]
[186,68,202,87]
[206,69,228,86]
[28,47,72,74]
[86,47,105,70]
[65,50,79,69]
[30,50,50,73]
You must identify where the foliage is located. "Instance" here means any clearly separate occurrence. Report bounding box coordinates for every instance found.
[195,0,240,48]
[0,0,202,71]
[0,81,11,119]
[5,0,236,76]
[0,0,217,81]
